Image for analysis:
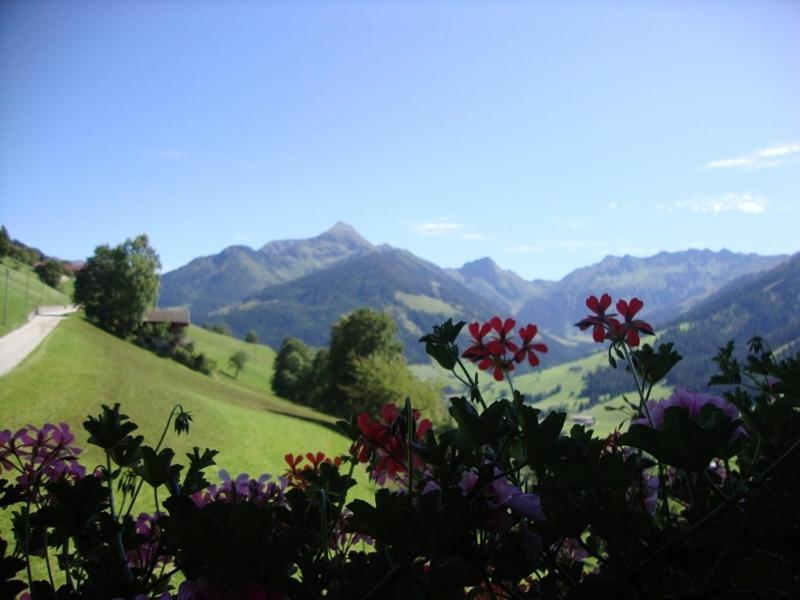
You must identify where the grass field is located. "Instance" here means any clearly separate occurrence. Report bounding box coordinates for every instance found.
[0,257,72,336]
[0,313,375,586]
[0,315,371,497]
[185,324,277,395]
[411,348,673,436]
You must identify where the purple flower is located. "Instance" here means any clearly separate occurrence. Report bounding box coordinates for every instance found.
[0,423,85,498]
[191,470,287,508]
[459,468,545,531]
[632,388,746,440]
[555,537,589,563]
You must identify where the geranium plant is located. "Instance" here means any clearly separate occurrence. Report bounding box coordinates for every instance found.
[1,295,798,598]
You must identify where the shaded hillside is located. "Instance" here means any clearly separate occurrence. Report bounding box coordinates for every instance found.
[579,254,800,396]
[660,252,800,389]
[211,248,575,364]
[514,249,787,343]
[158,222,373,319]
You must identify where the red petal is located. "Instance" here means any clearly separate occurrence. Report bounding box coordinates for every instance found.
[490,316,503,332]
[592,325,605,343]
[493,368,504,381]
[626,329,640,347]
[629,298,644,317]
[532,343,548,353]
[468,322,481,338]
[616,299,629,317]
[586,295,599,312]
[503,318,516,334]
[528,353,540,367]
[599,293,612,311]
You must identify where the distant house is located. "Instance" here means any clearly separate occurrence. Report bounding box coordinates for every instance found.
[571,413,596,427]
[143,308,191,336]
[63,261,85,274]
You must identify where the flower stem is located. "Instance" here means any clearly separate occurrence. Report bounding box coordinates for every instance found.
[107,453,135,584]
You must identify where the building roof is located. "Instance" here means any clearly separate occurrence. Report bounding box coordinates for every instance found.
[143,308,191,325]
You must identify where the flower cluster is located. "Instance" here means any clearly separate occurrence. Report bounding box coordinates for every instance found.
[191,470,287,508]
[555,537,589,563]
[462,317,548,381]
[353,403,432,485]
[177,578,283,600]
[0,423,85,498]
[632,388,746,439]
[459,468,546,532]
[127,512,170,571]
[575,294,654,347]
[283,451,344,488]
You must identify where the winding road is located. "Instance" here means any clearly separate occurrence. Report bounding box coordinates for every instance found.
[0,305,77,377]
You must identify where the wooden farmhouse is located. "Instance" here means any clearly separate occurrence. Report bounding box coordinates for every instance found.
[143,308,191,336]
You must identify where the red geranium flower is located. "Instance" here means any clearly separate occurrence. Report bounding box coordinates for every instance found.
[353,403,432,484]
[575,293,620,343]
[612,298,654,347]
[462,321,492,361]
[514,324,548,367]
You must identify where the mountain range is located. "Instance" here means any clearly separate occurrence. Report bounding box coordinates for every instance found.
[159,223,790,364]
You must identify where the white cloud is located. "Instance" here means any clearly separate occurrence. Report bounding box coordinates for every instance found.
[705,142,800,169]
[706,157,754,169]
[665,193,768,215]
[410,221,463,236]
[756,143,800,158]
[156,148,184,159]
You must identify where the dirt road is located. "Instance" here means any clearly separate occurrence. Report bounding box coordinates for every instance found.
[0,306,77,377]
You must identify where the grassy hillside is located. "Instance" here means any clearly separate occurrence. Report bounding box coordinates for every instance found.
[0,315,365,482]
[412,349,672,436]
[0,257,71,336]
[185,324,277,394]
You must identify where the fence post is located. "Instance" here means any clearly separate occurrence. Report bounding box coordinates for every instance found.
[2,268,8,325]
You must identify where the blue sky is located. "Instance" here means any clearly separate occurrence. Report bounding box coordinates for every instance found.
[1,1,798,280]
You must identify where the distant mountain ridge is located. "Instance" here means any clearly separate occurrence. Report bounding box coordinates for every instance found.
[159,223,790,364]
[578,252,800,396]
[158,222,373,318]
[511,249,787,343]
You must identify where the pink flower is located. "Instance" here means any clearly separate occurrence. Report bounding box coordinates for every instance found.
[632,388,746,440]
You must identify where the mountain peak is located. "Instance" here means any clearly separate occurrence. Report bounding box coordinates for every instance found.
[318,222,373,248]
[460,257,500,279]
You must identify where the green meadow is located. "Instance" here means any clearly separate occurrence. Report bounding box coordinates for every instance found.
[0,315,370,491]
[185,324,277,395]
[0,257,72,336]
[411,348,672,436]
[0,313,374,584]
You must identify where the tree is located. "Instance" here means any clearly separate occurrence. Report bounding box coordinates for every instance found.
[228,350,248,378]
[0,226,11,257]
[326,308,404,415]
[245,330,259,344]
[271,337,314,400]
[74,234,160,338]
[34,259,66,288]
[341,353,444,421]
